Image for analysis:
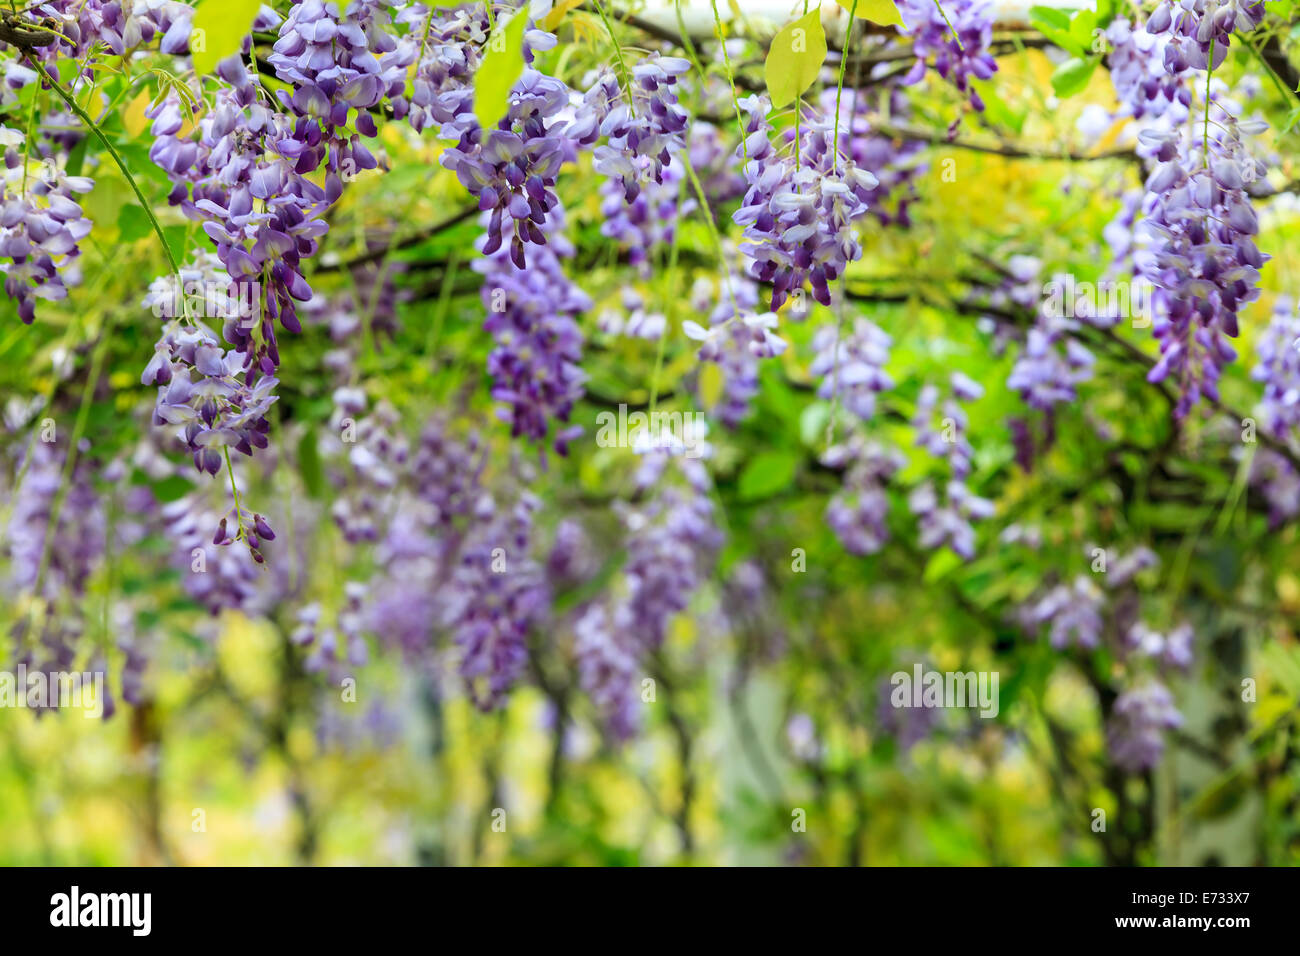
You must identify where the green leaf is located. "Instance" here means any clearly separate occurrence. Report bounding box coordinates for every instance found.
[974,80,1026,134]
[1067,9,1099,55]
[142,471,195,504]
[1027,6,1075,30]
[116,204,151,242]
[736,450,800,502]
[835,0,904,29]
[474,11,529,129]
[191,0,264,78]
[764,7,828,109]
[297,427,325,500]
[162,225,189,265]
[1189,769,1251,821]
[799,401,831,448]
[1050,57,1098,99]
[923,548,963,583]
[64,136,88,178]
[1028,6,1085,57]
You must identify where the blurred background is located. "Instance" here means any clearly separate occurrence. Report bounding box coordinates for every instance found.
[2,1,1300,865]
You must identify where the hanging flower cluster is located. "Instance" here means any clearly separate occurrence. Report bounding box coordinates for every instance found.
[733,95,879,310]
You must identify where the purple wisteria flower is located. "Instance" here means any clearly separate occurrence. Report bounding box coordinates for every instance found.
[812,314,901,556]
[1007,311,1097,411]
[0,125,93,323]
[1247,298,1300,526]
[1014,545,1192,772]
[1106,680,1183,772]
[909,374,993,559]
[575,435,721,740]
[395,2,492,134]
[896,0,998,117]
[573,603,641,740]
[143,320,278,478]
[684,270,774,429]
[159,492,267,614]
[1022,575,1106,649]
[440,68,571,268]
[1145,0,1265,72]
[683,261,787,427]
[442,491,549,711]
[1138,108,1269,417]
[269,0,414,183]
[810,317,894,422]
[877,669,943,752]
[577,54,692,203]
[688,121,747,205]
[818,86,927,227]
[325,393,409,544]
[600,158,693,277]
[474,206,588,457]
[732,95,879,309]
[5,438,103,603]
[1250,297,1300,440]
[1105,18,1190,121]
[148,56,332,375]
[5,0,218,71]
[823,437,904,556]
[1125,622,1194,671]
[616,483,721,652]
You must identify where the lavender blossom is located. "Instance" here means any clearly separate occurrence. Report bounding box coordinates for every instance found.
[1106,680,1183,772]
[896,0,998,117]
[823,438,904,556]
[148,57,331,374]
[578,54,692,203]
[1138,110,1268,417]
[1145,0,1265,73]
[811,318,894,422]
[474,207,588,457]
[442,492,549,710]
[269,0,414,182]
[0,125,93,323]
[732,96,879,310]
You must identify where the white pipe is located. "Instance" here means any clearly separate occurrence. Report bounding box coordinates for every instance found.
[632,0,1094,39]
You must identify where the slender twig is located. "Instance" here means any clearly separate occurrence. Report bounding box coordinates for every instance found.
[709,0,747,162]
[317,204,479,273]
[28,58,183,283]
[591,0,635,111]
[831,0,859,173]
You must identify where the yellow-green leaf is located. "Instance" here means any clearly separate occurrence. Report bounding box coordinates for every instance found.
[540,0,584,31]
[191,0,263,78]
[474,12,529,129]
[764,7,828,109]
[698,360,725,411]
[123,88,152,138]
[836,0,905,29]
